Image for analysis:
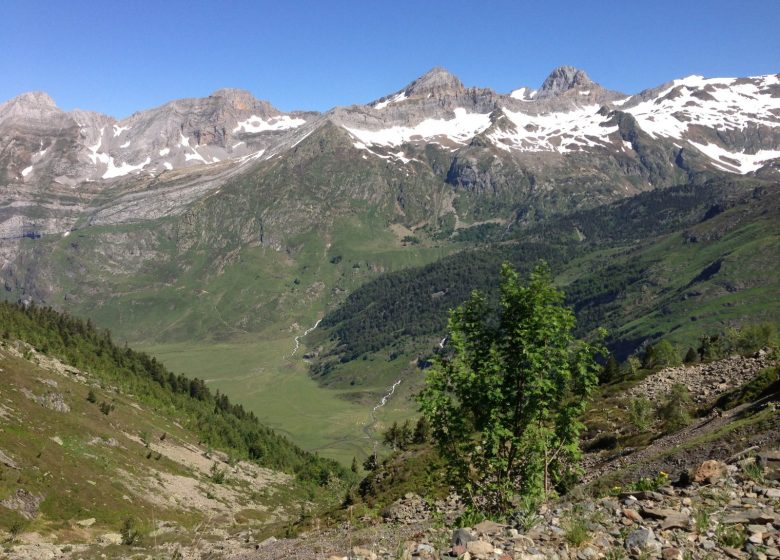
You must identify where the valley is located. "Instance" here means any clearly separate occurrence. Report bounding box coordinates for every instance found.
[2,65,779,464]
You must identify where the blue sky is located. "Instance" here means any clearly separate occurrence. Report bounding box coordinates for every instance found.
[2,0,778,118]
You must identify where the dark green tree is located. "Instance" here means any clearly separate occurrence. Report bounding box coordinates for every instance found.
[684,347,698,364]
[383,422,400,449]
[419,263,604,514]
[600,355,620,384]
[362,453,378,472]
[412,416,431,444]
[399,420,413,449]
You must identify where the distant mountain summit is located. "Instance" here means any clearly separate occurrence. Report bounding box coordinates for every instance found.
[537,65,593,98]
[403,67,465,98]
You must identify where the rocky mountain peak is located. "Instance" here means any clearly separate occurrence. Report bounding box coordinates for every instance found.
[404,67,465,97]
[208,88,265,112]
[0,92,58,116]
[537,66,593,99]
[9,91,58,109]
[0,91,63,126]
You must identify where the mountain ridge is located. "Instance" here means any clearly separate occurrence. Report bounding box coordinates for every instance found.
[0,66,780,197]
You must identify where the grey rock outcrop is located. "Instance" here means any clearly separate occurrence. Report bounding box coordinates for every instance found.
[537,65,594,98]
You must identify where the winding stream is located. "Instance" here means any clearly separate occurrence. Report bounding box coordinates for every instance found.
[363,378,403,447]
[288,318,321,358]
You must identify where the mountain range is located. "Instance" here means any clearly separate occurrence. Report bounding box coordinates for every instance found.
[1,65,779,463]
[2,66,779,237]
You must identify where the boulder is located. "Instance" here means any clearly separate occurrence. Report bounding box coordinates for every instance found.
[625,528,662,555]
[466,539,494,557]
[474,519,505,535]
[98,533,123,545]
[693,460,726,484]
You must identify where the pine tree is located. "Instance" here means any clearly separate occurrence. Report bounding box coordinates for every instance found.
[600,355,620,384]
[412,416,430,444]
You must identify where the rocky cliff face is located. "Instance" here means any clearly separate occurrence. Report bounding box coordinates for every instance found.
[0,87,316,189]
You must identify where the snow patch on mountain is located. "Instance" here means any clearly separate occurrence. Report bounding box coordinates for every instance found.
[374,91,408,110]
[184,149,207,163]
[345,108,492,147]
[102,156,150,179]
[233,115,306,134]
[510,87,536,100]
[624,74,780,140]
[687,141,780,173]
[112,124,130,136]
[489,105,618,154]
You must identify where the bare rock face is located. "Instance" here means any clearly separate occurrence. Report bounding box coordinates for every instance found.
[403,67,465,98]
[0,489,43,519]
[536,66,593,99]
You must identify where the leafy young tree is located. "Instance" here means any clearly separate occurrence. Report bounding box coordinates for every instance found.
[418,263,605,514]
[642,339,680,369]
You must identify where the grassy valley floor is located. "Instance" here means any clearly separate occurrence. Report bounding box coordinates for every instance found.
[141,330,418,466]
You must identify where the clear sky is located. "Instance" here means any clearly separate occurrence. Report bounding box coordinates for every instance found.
[2,0,778,118]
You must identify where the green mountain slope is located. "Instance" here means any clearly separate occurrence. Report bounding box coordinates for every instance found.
[312,178,780,389]
[0,303,349,542]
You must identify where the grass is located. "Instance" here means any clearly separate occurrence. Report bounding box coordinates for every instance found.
[0,335,348,553]
[564,512,591,547]
[141,331,420,466]
[0,346,205,535]
[716,524,746,548]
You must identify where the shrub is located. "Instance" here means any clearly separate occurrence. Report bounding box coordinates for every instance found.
[628,397,654,431]
[643,340,681,369]
[510,495,542,531]
[728,322,778,355]
[120,517,141,545]
[564,513,590,546]
[210,462,226,484]
[658,384,691,432]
